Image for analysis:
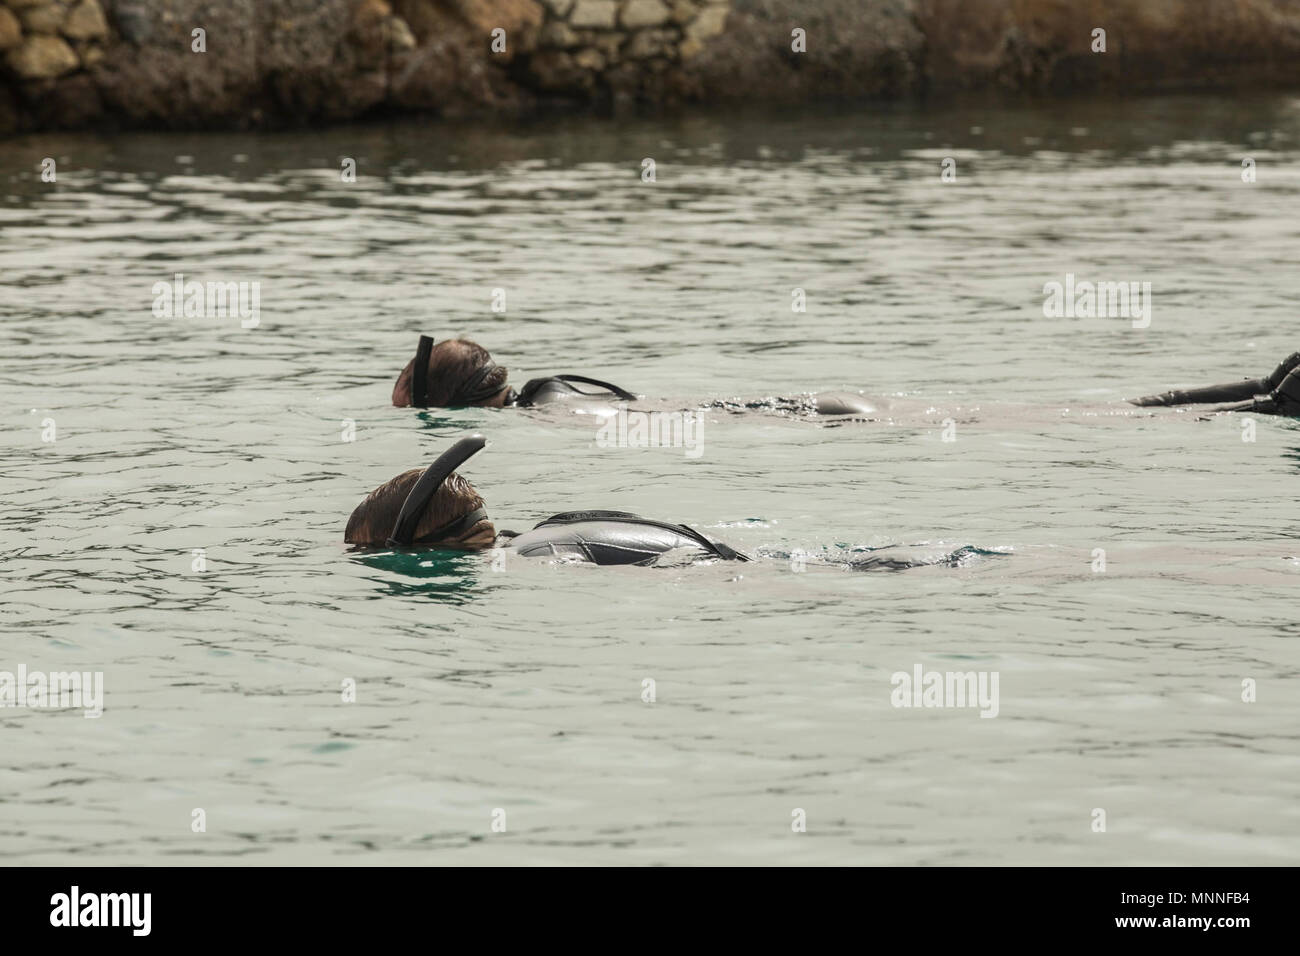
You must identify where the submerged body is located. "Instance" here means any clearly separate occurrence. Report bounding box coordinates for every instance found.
[394,337,1300,427]
[499,515,988,571]
[500,512,742,565]
[344,437,986,572]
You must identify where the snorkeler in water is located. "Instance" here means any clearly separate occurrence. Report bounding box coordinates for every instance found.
[392,336,637,410]
[392,337,1300,419]
[344,435,982,570]
[390,335,887,416]
[345,435,745,565]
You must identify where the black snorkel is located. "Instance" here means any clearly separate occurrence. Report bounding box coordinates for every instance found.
[386,434,488,549]
[410,335,434,408]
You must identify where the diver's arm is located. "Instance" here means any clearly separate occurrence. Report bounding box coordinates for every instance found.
[1204,365,1300,416]
[1129,351,1300,408]
[1129,378,1266,406]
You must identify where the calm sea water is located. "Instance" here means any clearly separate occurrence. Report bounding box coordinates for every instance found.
[2,95,1299,865]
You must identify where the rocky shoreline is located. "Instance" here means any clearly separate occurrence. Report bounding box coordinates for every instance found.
[4,0,1300,134]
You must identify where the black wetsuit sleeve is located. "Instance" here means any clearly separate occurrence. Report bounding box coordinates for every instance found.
[1130,351,1300,408]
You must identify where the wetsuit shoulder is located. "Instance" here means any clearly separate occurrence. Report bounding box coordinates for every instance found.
[506,511,747,565]
[514,375,635,407]
[507,518,705,565]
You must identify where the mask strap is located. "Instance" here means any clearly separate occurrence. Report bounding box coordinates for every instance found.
[419,506,489,545]
[450,361,506,405]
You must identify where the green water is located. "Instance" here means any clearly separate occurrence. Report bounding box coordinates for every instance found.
[2,94,1298,863]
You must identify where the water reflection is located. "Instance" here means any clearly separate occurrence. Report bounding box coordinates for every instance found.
[3,94,1299,201]
[352,548,486,599]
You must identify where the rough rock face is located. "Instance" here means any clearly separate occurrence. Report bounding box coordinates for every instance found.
[4,0,1300,134]
[7,32,78,79]
[914,0,1300,94]
[3,0,106,80]
[524,0,727,105]
[0,0,522,130]
[683,0,921,102]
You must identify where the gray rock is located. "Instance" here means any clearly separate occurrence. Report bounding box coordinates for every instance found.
[621,0,670,29]
[684,3,726,41]
[112,1,153,45]
[20,1,68,35]
[668,0,695,25]
[63,0,109,42]
[384,16,416,52]
[6,33,80,78]
[568,0,615,29]
[625,27,673,59]
[573,45,604,70]
[540,20,579,47]
[76,39,106,66]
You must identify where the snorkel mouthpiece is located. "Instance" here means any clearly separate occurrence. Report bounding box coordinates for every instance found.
[386,434,488,549]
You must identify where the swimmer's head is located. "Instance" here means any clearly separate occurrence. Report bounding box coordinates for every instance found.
[392,337,512,408]
[345,469,496,550]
